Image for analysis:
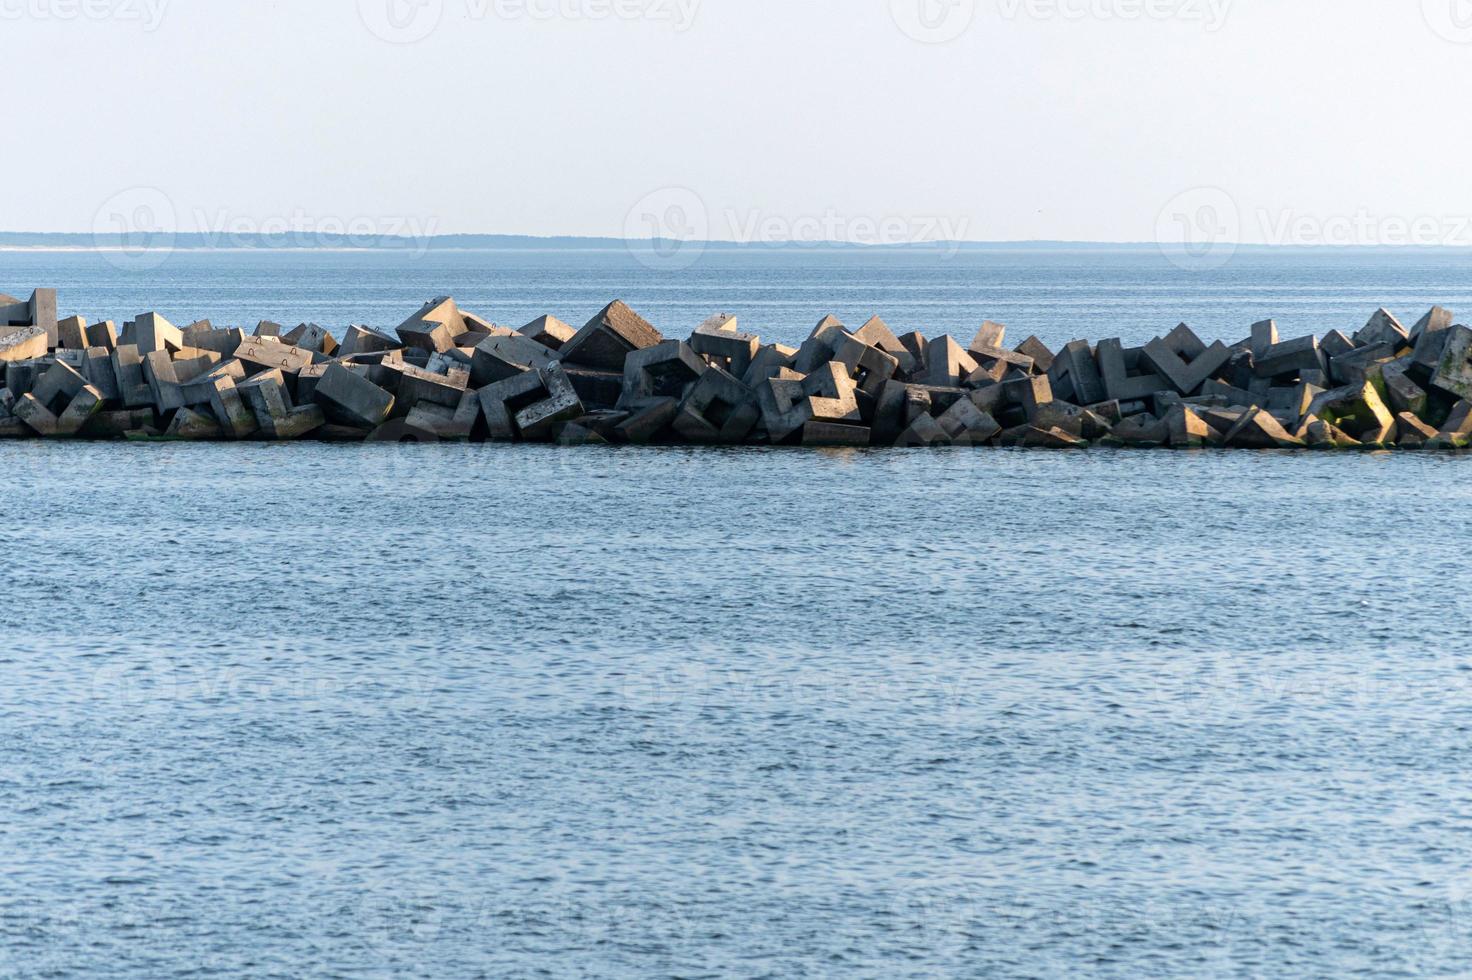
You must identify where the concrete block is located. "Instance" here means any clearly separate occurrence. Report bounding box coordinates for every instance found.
[470,333,560,386]
[1411,306,1454,341]
[283,322,338,356]
[620,340,706,407]
[1320,330,1356,362]
[1428,325,1472,400]
[563,367,622,409]
[32,361,88,414]
[390,363,467,410]
[0,326,48,363]
[1050,340,1107,405]
[1306,383,1396,444]
[1255,335,1326,379]
[1017,426,1089,449]
[515,363,585,440]
[27,289,57,347]
[404,403,470,440]
[936,396,1001,445]
[896,412,950,447]
[85,320,118,350]
[142,350,187,412]
[1096,338,1168,401]
[80,408,158,439]
[519,314,576,351]
[234,337,315,375]
[1382,360,1428,417]
[617,397,678,444]
[81,347,119,402]
[1014,336,1055,374]
[57,315,89,350]
[181,326,246,356]
[831,332,900,397]
[1250,319,1279,358]
[741,344,798,387]
[1355,308,1409,349]
[692,315,761,378]
[396,297,464,353]
[562,300,663,370]
[1330,342,1397,386]
[1109,414,1170,447]
[852,316,917,375]
[12,393,58,436]
[1221,406,1305,448]
[1165,404,1212,448]
[111,345,153,408]
[678,366,758,443]
[1396,411,1437,448]
[164,406,223,440]
[314,362,395,427]
[340,324,402,357]
[793,316,850,375]
[925,336,978,388]
[478,370,546,440]
[1002,374,1053,421]
[1142,337,1233,394]
[131,313,183,355]
[255,321,283,338]
[970,321,1006,351]
[206,377,257,439]
[801,421,870,447]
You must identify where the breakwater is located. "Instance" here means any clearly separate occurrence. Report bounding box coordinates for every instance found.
[0,288,1465,448]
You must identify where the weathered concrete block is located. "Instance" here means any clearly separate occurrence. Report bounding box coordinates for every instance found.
[80,408,158,439]
[801,421,870,447]
[1411,305,1454,341]
[32,360,88,414]
[396,297,464,353]
[563,366,622,409]
[692,314,762,378]
[283,322,337,356]
[1382,360,1428,417]
[831,332,900,397]
[1250,320,1279,358]
[12,393,58,436]
[470,333,560,387]
[621,340,706,407]
[741,344,798,387]
[143,350,187,413]
[515,363,585,440]
[81,347,119,402]
[852,316,917,375]
[896,412,950,447]
[925,336,979,388]
[1097,338,1168,402]
[181,326,247,356]
[1254,335,1325,379]
[1014,336,1054,374]
[519,314,576,351]
[390,363,467,410]
[677,366,758,443]
[1396,411,1437,448]
[1306,382,1396,444]
[314,362,395,427]
[110,345,153,408]
[936,396,1001,445]
[1002,374,1054,421]
[57,315,89,351]
[130,312,183,355]
[1108,414,1170,447]
[1319,330,1356,362]
[793,316,851,375]
[1143,337,1233,394]
[340,324,402,357]
[970,321,1006,352]
[1221,406,1305,448]
[562,301,663,370]
[206,377,257,439]
[616,397,678,444]
[0,326,48,363]
[1330,341,1397,386]
[1049,340,1107,405]
[164,406,223,440]
[1355,308,1409,349]
[234,337,315,375]
[85,320,118,350]
[477,370,546,440]
[1165,404,1212,448]
[1428,324,1472,400]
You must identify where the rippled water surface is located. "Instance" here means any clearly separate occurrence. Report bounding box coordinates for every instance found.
[3,250,1472,977]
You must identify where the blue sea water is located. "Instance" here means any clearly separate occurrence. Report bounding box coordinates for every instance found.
[3,247,1472,977]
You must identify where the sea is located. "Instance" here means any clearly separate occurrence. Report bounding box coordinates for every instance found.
[3,244,1472,978]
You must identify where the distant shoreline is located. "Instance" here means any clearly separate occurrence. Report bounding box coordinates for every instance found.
[5,236,1472,254]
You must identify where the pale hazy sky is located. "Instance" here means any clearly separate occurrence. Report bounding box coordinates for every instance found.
[7,0,1472,244]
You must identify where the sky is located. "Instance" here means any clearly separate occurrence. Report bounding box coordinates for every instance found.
[6,0,1472,245]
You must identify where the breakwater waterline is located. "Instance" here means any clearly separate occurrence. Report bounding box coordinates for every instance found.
[0,288,1466,450]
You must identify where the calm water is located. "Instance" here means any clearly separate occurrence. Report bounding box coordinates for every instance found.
[4,248,1472,978]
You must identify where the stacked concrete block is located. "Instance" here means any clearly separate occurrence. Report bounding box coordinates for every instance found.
[396,297,465,353]
[561,300,663,370]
